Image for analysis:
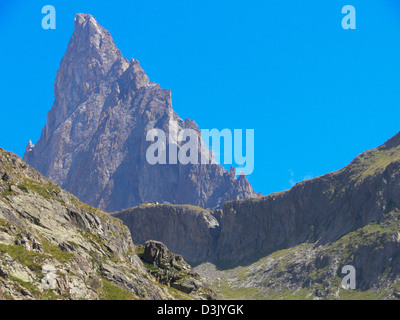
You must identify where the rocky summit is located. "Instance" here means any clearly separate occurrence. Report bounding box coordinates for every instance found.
[0,148,215,300]
[23,13,258,212]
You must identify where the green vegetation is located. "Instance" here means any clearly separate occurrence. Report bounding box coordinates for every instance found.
[136,202,210,213]
[135,244,144,256]
[209,215,400,300]
[338,288,383,300]
[0,243,46,274]
[173,204,209,212]
[346,146,400,183]
[78,230,120,265]
[99,278,138,300]
[18,178,61,200]
[40,238,74,264]
[17,184,28,193]
[164,284,196,300]
[0,218,11,229]
[71,196,98,214]
[0,234,74,275]
[1,185,15,198]
[215,279,267,300]
[142,260,162,272]
[9,275,40,295]
[325,214,400,265]
[8,275,72,300]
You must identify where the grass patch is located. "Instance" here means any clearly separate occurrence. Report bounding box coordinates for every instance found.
[135,244,144,256]
[0,243,46,274]
[40,238,74,264]
[345,146,400,184]
[164,284,196,300]
[99,279,138,300]
[18,179,61,200]
[215,279,266,300]
[9,275,70,300]
[0,218,11,229]
[1,187,15,198]
[9,275,40,296]
[338,288,383,300]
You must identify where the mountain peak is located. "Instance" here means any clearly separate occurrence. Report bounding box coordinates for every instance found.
[46,14,125,128]
[24,14,258,212]
[68,13,122,63]
[74,13,99,27]
[72,14,113,45]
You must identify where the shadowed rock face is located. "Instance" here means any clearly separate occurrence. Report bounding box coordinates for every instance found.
[114,203,221,265]
[23,13,258,212]
[115,132,400,272]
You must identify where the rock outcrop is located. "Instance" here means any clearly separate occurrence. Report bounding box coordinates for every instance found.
[138,240,217,299]
[0,148,210,300]
[23,13,258,212]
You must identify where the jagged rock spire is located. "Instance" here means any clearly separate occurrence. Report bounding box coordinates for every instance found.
[49,14,127,129]
[25,140,35,154]
[23,14,258,212]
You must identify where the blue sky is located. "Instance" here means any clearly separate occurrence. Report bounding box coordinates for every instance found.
[1,0,400,196]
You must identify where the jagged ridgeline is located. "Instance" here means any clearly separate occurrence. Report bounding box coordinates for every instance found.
[23,13,259,212]
[0,148,216,300]
[115,133,400,299]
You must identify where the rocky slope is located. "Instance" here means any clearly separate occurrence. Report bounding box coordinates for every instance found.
[195,212,400,300]
[116,132,400,299]
[0,148,212,300]
[23,13,258,212]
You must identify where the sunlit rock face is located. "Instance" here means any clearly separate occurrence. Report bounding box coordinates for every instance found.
[24,14,258,212]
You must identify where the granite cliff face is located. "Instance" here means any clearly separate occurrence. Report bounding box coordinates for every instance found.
[115,132,400,299]
[114,203,222,265]
[23,14,257,212]
[0,148,213,300]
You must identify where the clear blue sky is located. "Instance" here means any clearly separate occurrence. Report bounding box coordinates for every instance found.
[1,0,400,196]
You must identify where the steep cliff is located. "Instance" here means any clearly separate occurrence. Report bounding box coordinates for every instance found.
[23,13,257,212]
[114,203,222,265]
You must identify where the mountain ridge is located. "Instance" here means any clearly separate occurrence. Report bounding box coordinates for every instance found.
[115,131,400,282]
